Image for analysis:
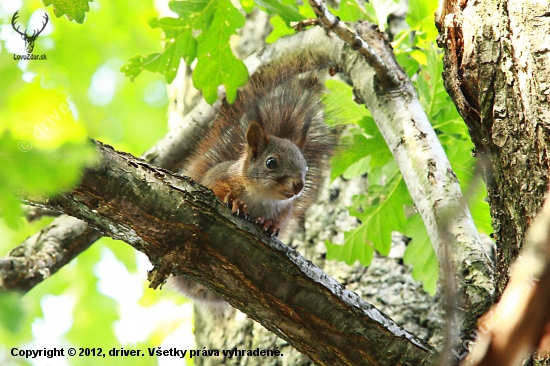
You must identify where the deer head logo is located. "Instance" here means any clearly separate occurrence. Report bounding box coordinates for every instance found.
[11,11,49,54]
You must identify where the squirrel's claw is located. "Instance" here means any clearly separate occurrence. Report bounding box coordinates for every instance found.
[255,218,280,237]
[223,193,249,219]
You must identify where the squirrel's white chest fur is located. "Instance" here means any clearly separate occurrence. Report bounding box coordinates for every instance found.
[240,192,293,220]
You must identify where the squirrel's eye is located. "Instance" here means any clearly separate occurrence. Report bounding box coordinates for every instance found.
[266,157,278,169]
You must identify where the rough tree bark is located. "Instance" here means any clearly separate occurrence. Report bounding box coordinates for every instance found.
[437,0,550,364]
[437,0,550,293]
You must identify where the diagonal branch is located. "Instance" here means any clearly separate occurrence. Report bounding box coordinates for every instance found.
[39,140,435,366]
[0,216,101,292]
[302,1,495,340]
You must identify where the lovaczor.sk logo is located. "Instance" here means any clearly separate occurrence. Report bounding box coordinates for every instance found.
[11,10,48,61]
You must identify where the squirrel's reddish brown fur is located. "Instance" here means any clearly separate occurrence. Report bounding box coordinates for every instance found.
[170,59,337,312]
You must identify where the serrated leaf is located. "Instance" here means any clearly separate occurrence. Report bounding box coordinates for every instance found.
[122,23,196,83]
[125,0,248,102]
[403,213,439,295]
[325,226,374,266]
[357,175,409,255]
[120,54,148,81]
[193,0,249,103]
[327,171,410,264]
[42,0,91,24]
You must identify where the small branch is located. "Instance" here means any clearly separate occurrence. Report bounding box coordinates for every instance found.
[291,18,318,31]
[37,141,435,366]
[23,206,61,222]
[308,0,409,92]
[0,216,101,292]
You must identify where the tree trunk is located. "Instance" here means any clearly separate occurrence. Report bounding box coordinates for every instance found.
[437,0,550,363]
[437,0,550,295]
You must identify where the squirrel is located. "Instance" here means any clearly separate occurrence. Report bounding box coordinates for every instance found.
[169,59,338,312]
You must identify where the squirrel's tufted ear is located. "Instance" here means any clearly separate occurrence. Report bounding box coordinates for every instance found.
[246,121,269,159]
[293,119,312,150]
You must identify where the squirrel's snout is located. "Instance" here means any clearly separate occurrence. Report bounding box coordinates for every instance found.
[293,181,304,195]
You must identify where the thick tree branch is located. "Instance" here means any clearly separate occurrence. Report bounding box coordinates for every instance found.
[308,0,410,92]
[436,0,550,298]
[39,141,435,366]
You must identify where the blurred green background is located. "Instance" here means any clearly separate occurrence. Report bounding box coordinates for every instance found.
[0,1,194,365]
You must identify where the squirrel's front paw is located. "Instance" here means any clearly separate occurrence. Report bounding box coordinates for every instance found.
[223,193,249,219]
[254,216,280,237]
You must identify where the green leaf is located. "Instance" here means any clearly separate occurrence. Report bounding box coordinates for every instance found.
[266,15,295,44]
[330,132,371,181]
[240,0,255,13]
[406,0,438,47]
[327,169,410,264]
[121,31,197,83]
[124,0,248,103]
[254,0,305,25]
[406,0,437,30]
[0,82,97,227]
[403,214,439,295]
[170,0,210,15]
[0,135,97,227]
[343,156,371,180]
[331,0,367,22]
[323,79,370,125]
[42,0,92,24]
[353,172,410,255]
[192,0,249,103]
[326,226,374,266]
[369,0,399,32]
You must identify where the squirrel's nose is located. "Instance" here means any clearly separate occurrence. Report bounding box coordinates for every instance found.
[293,181,304,195]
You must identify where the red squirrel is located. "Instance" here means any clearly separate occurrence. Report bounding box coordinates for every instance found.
[170,59,337,310]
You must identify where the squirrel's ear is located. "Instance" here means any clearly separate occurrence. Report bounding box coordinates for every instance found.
[293,120,312,150]
[246,121,268,158]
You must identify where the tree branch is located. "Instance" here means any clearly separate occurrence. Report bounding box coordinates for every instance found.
[38,140,435,366]
[0,216,101,291]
